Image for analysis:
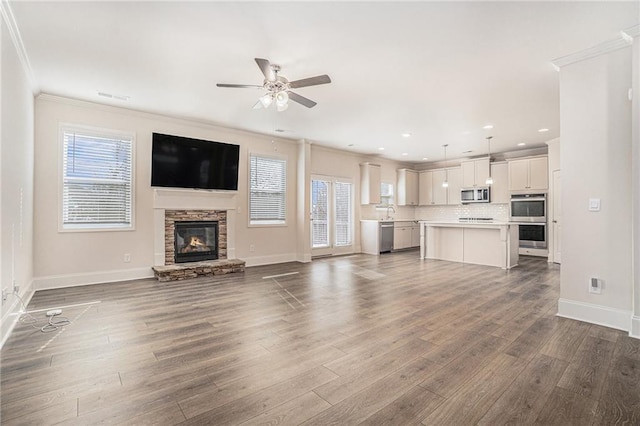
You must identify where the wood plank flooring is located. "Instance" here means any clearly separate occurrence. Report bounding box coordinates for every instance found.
[2,253,639,425]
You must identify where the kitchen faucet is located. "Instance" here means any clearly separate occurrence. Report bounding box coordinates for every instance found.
[386,205,396,220]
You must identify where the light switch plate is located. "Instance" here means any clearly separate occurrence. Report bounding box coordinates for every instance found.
[589,198,600,212]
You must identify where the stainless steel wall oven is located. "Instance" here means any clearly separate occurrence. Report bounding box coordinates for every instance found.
[510,193,547,249]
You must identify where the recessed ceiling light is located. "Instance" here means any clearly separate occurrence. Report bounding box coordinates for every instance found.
[274,129,285,133]
[518,142,526,146]
[401,132,412,138]
[347,143,354,147]
[422,157,428,161]
[538,128,549,132]
[378,147,385,151]
[483,124,494,130]
[462,150,473,154]
[402,153,408,156]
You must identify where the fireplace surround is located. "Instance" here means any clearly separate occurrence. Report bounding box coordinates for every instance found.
[164,210,227,265]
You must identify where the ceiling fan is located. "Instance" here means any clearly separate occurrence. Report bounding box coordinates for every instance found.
[217,58,331,111]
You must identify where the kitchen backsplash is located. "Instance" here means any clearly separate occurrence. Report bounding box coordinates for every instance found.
[415,203,509,222]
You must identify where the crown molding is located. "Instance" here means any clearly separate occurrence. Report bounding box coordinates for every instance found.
[0,0,38,93]
[551,34,632,70]
[622,25,640,39]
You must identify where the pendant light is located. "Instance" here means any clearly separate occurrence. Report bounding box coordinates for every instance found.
[485,136,494,185]
[442,144,449,188]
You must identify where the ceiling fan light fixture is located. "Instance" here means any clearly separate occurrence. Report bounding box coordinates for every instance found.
[275,91,289,107]
[276,100,289,112]
[259,93,274,108]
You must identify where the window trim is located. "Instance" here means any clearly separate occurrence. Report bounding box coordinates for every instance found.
[58,123,136,233]
[247,152,288,228]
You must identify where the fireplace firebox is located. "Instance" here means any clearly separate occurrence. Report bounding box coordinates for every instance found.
[174,221,218,263]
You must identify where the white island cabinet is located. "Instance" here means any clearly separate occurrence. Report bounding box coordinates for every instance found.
[419,221,519,269]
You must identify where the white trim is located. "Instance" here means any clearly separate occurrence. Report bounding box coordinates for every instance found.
[243,253,298,267]
[552,35,632,69]
[0,287,35,350]
[631,316,640,339]
[622,25,640,39]
[33,267,153,291]
[557,298,631,332]
[0,0,38,93]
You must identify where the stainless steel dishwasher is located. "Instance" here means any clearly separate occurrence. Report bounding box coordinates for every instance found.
[379,221,394,253]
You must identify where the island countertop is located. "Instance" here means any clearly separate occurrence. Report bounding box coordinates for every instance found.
[419,221,519,269]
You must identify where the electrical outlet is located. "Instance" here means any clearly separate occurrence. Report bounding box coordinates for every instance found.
[123,253,131,263]
[589,277,602,294]
[2,288,8,303]
[250,244,255,252]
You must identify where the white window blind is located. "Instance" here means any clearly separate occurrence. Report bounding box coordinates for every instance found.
[62,128,133,230]
[334,181,352,246]
[250,155,286,225]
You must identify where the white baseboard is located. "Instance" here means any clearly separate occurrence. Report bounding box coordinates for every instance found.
[243,253,298,267]
[631,315,640,339]
[1,284,35,350]
[33,267,154,291]
[557,298,631,332]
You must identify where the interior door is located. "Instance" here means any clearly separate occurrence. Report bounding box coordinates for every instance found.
[553,170,561,263]
[311,176,354,257]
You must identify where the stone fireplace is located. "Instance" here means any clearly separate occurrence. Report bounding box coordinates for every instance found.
[164,210,227,265]
[152,190,243,281]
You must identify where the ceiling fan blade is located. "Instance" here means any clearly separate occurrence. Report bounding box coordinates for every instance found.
[252,100,263,110]
[288,91,317,108]
[216,83,263,89]
[289,75,331,89]
[255,58,276,82]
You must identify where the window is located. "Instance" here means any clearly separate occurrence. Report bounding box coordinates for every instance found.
[379,182,394,207]
[61,126,133,231]
[334,181,353,246]
[249,154,286,225]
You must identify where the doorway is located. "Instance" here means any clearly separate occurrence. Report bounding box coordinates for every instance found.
[311,176,354,257]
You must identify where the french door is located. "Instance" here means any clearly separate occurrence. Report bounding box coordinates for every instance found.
[311,176,354,256]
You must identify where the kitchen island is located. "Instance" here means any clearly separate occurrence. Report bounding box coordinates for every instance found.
[419,220,519,269]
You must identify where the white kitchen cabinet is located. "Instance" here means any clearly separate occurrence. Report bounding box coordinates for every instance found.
[410,222,421,247]
[447,167,462,205]
[419,171,433,205]
[419,168,460,206]
[461,158,490,188]
[489,162,509,204]
[397,169,418,206]
[393,222,412,250]
[393,221,420,250]
[431,169,448,205]
[508,157,548,191]
[360,163,381,204]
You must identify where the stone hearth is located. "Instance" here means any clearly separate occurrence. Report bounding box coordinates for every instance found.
[152,259,245,282]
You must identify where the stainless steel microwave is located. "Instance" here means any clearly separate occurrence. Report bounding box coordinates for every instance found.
[461,187,490,204]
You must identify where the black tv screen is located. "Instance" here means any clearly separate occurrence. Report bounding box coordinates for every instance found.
[151,133,239,190]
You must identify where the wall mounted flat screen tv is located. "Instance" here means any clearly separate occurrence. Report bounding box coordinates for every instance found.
[151,133,239,191]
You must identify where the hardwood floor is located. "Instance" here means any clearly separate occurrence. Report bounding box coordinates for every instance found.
[2,253,639,425]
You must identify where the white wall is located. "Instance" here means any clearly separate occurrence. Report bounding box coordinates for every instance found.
[0,17,35,345]
[558,46,633,330]
[32,95,299,289]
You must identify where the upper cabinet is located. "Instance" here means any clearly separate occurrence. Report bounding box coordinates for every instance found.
[418,167,461,206]
[461,158,490,188]
[396,169,419,206]
[489,162,509,203]
[508,156,548,192]
[419,170,433,205]
[446,167,462,205]
[360,163,381,204]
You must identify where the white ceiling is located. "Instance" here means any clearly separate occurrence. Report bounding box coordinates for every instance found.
[8,1,638,163]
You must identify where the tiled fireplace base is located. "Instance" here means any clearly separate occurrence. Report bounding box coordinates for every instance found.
[152,259,245,282]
